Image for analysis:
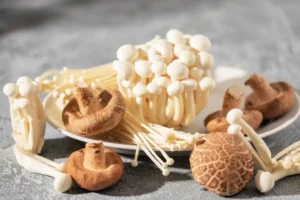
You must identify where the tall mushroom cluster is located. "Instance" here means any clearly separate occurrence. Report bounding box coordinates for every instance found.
[113,29,215,127]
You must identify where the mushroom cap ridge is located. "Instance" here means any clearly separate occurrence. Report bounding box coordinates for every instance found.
[66,146,124,191]
[204,110,263,134]
[190,132,254,196]
[62,89,126,136]
[245,82,295,120]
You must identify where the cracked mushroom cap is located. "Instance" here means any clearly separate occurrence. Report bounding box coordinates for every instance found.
[66,142,124,191]
[190,133,254,196]
[62,82,126,136]
[204,110,263,133]
[245,73,295,120]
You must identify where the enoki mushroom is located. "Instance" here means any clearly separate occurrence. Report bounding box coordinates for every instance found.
[37,29,215,175]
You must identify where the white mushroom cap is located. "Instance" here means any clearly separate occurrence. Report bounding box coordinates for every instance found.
[166,29,184,44]
[156,76,171,88]
[135,60,153,78]
[19,82,34,97]
[117,44,138,61]
[18,98,30,109]
[226,108,243,124]
[189,68,204,80]
[195,52,214,69]
[147,82,161,94]
[3,83,18,97]
[227,124,242,134]
[189,35,211,52]
[181,78,198,91]
[167,81,184,96]
[151,61,167,75]
[133,83,148,97]
[167,61,189,80]
[154,39,172,55]
[122,80,134,88]
[179,50,195,67]
[16,76,32,85]
[112,60,135,81]
[174,44,191,57]
[199,77,216,91]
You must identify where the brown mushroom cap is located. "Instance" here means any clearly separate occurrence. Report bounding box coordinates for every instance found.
[205,110,263,133]
[62,83,126,136]
[190,132,254,196]
[245,74,295,120]
[66,142,124,191]
[204,85,263,133]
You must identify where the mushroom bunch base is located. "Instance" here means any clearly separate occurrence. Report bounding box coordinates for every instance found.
[37,64,205,175]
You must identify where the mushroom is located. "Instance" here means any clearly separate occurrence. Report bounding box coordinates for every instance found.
[190,132,254,196]
[66,142,124,191]
[204,85,263,133]
[62,82,126,136]
[244,73,295,120]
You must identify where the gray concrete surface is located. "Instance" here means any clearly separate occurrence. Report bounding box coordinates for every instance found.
[1,0,300,199]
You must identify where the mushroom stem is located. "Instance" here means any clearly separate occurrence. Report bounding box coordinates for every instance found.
[83,142,106,171]
[274,141,300,160]
[227,109,276,171]
[255,167,300,193]
[222,85,243,115]
[74,82,103,115]
[245,74,277,103]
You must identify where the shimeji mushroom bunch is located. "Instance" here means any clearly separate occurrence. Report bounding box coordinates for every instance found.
[35,29,215,175]
[113,29,215,127]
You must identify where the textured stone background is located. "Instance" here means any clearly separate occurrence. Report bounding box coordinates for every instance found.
[1,0,300,199]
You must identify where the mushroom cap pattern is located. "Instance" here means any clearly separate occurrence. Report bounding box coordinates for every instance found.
[190,132,254,196]
[204,85,263,133]
[204,110,263,133]
[245,73,295,120]
[66,142,124,191]
[62,83,126,136]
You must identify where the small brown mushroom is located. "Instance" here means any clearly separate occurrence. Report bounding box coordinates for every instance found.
[204,85,263,133]
[66,142,124,191]
[62,82,126,136]
[245,73,295,120]
[190,132,254,196]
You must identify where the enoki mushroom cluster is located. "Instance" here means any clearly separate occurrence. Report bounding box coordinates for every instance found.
[35,29,215,175]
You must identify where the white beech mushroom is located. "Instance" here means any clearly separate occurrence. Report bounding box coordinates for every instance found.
[167,81,185,127]
[190,132,254,196]
[226,109,300,193]
[66,142,124,191]
[181,78,197,126]
[166,61,189,126]
[3,77,45,154]
[117,44,138,61]
[4,77,73,192]
[226,109,277,172]
[166,29,185,45]
[62,82,126,136]
[245,73,295,120]
[204,85,263,133]
[14,146,72,192]
[189,35,211,52]
[155,76,171,125]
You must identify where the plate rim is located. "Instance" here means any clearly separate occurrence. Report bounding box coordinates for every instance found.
[43,78,300,152]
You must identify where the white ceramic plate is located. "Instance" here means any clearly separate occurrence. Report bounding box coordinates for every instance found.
[43,72,300,155]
